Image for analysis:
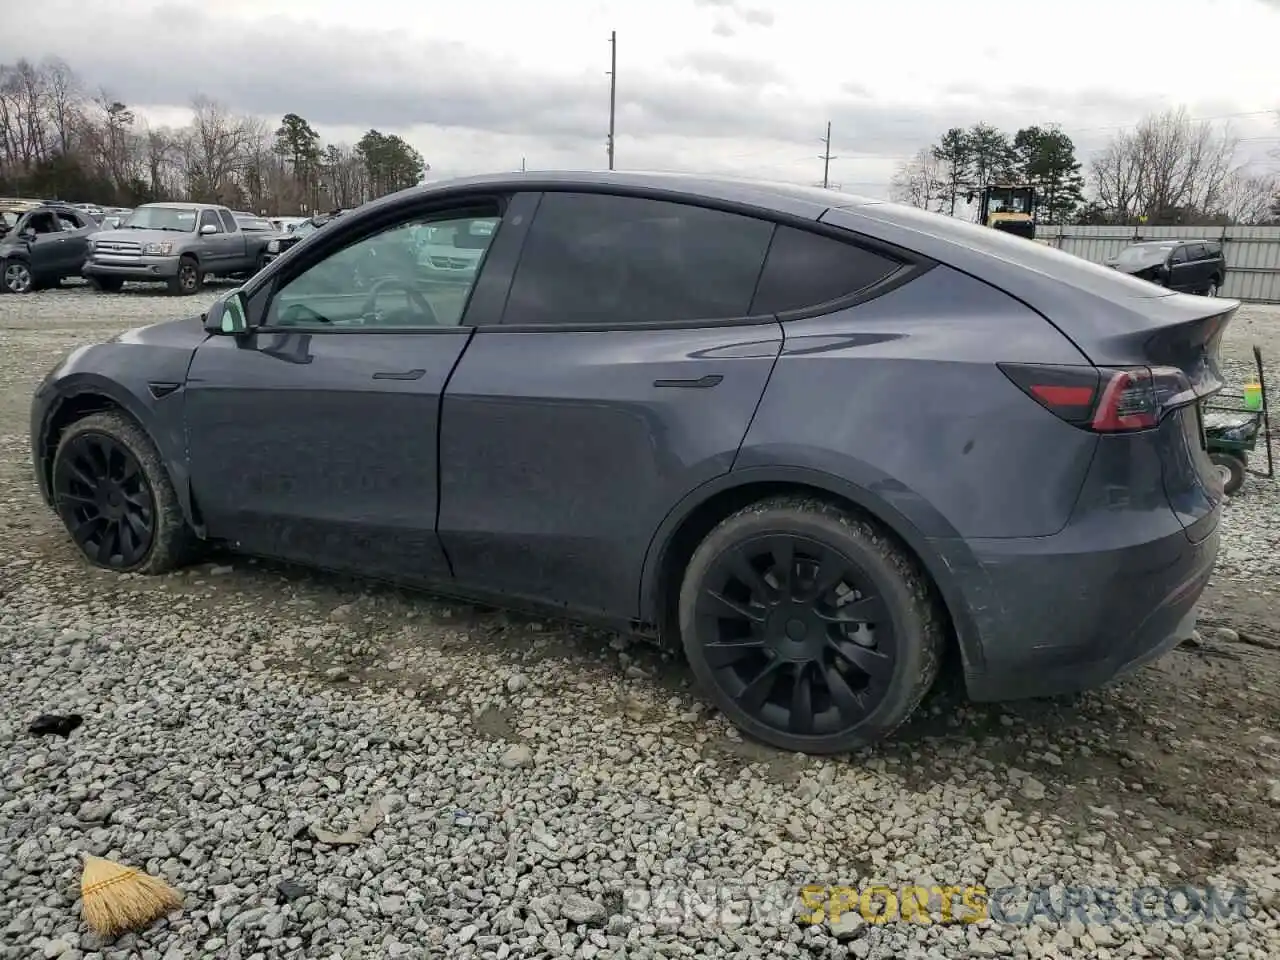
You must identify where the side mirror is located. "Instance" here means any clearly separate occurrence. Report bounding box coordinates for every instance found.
[200,223,218,235]
[204,289,250,335]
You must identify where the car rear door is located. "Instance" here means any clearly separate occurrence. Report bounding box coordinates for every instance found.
[55,211,94,273]
[183,195,508,581]
[436,189,786,620]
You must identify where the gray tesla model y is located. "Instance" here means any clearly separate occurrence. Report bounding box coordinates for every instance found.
[30,171,1231,753]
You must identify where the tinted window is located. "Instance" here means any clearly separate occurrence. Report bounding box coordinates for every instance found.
[1205,242,1222,256]
[217,209,238,232]
[1185,243,1206,260]
[266,209,499,330]
[751,226,902,314]
[198,210,223,233]
[1170,246,1189,264]
[503,192,774,326]
[56,213,81,231]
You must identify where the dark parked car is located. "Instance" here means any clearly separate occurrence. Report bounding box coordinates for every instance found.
[260,210,346,265]
[29,172,1232,753]
[0,203,99,293]
[1106,239,1226,297]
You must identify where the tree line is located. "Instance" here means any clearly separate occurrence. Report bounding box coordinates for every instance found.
[0,57,428,214]
[891,109,1280,226]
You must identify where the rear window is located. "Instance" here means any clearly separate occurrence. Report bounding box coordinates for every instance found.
[853,201,1179,300]
[750,226,902,314]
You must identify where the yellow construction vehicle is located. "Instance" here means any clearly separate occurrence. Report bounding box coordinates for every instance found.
[974,184,1037,241]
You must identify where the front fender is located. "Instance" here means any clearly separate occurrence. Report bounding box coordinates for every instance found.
[637,457,988,674]
[31,332,203,529]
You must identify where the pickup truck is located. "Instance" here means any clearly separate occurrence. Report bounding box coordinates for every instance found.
[83,202,280,295]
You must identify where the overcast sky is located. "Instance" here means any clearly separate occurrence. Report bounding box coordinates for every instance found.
[4,0,1279,196]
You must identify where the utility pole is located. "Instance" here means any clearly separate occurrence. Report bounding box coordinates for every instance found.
[607,31,617,170]
[819,121,836,189]
[520,157,526,172]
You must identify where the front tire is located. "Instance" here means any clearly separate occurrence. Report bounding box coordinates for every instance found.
[677,496,944,754]
[3,258,34,294]
[167,257,201,296]
[51,411,200,574]
[1205,278,1221,298]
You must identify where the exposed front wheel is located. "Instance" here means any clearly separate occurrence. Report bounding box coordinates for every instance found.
[51,411,200,574]
[2,258,33,294]
[678,496,944,754]
[1205,279,1221,298]
[1210,452,1245,496]
[168,257,201,296]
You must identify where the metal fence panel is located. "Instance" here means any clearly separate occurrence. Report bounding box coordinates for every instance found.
[1035,225,1280,303]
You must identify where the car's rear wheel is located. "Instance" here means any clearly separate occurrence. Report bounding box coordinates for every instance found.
[51,411,199,574]
[168,257,201,296]
[678,496,944,754]
[3,258,33,294]
[1210,451,1245,496]
[89,276,125,293]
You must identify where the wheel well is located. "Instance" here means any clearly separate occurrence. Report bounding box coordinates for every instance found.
[40,394,125,485]
[652,480,961,666]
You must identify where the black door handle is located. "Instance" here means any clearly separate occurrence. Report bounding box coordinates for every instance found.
[372,369,426,381]
[653,374,723,389]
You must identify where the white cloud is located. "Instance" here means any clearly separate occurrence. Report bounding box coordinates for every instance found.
[2,0,1277,196]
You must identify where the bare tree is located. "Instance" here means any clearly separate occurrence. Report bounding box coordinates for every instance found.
[1090,108,1239,224]
[187,96,253,202]
[1219,169,1280,224]
[890,147,945,211]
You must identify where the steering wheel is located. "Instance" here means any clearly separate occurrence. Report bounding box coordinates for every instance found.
[358,276,439,326]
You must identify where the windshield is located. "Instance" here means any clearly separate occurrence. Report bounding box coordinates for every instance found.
[237,217,275,232]
[122,206,198,232]
[1115,244,1174,268]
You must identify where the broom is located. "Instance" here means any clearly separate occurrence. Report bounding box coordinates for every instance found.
[80,855,184,936]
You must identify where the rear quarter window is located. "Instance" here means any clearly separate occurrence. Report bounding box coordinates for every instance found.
[750,226,902,314]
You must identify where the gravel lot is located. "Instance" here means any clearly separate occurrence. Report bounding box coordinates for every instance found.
[2,283,1279,960]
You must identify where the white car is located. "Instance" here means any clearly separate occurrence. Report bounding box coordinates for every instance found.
[416,218,498,282]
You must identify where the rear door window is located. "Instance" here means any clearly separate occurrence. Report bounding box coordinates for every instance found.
[218,209,238,232]
[502,192,774,326]
[1185,243,1206,261]
[750,226,903,314]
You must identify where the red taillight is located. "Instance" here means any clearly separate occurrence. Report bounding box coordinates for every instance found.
[999,363,1196,434]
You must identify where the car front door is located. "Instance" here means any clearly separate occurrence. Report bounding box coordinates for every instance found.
[22,212,66,279]
[183,196,508,580]
[436,190,789,620]
[54,211,94,274]
[1166,244,1194,291]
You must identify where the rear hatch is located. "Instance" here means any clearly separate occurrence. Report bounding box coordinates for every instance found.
[1065,293,1235,542]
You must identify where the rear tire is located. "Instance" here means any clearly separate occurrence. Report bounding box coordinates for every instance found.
[1210,452,1245,496]
[168,257,201,296]
[2,258,33,294]
[89,276,124,293]
[677,495,944,754]
[51,411,201,574]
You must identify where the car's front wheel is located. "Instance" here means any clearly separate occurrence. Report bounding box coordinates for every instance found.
[167,256,201,296]
[51,411,199,573]
[2,258,34,294]
[678,496,944,754]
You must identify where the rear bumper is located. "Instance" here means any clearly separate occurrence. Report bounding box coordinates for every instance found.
[83,256,181,280]
[951,505,1219,701]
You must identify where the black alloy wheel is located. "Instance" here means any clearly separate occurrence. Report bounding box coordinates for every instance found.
[52,430,157,569]
[679,497,942,753]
